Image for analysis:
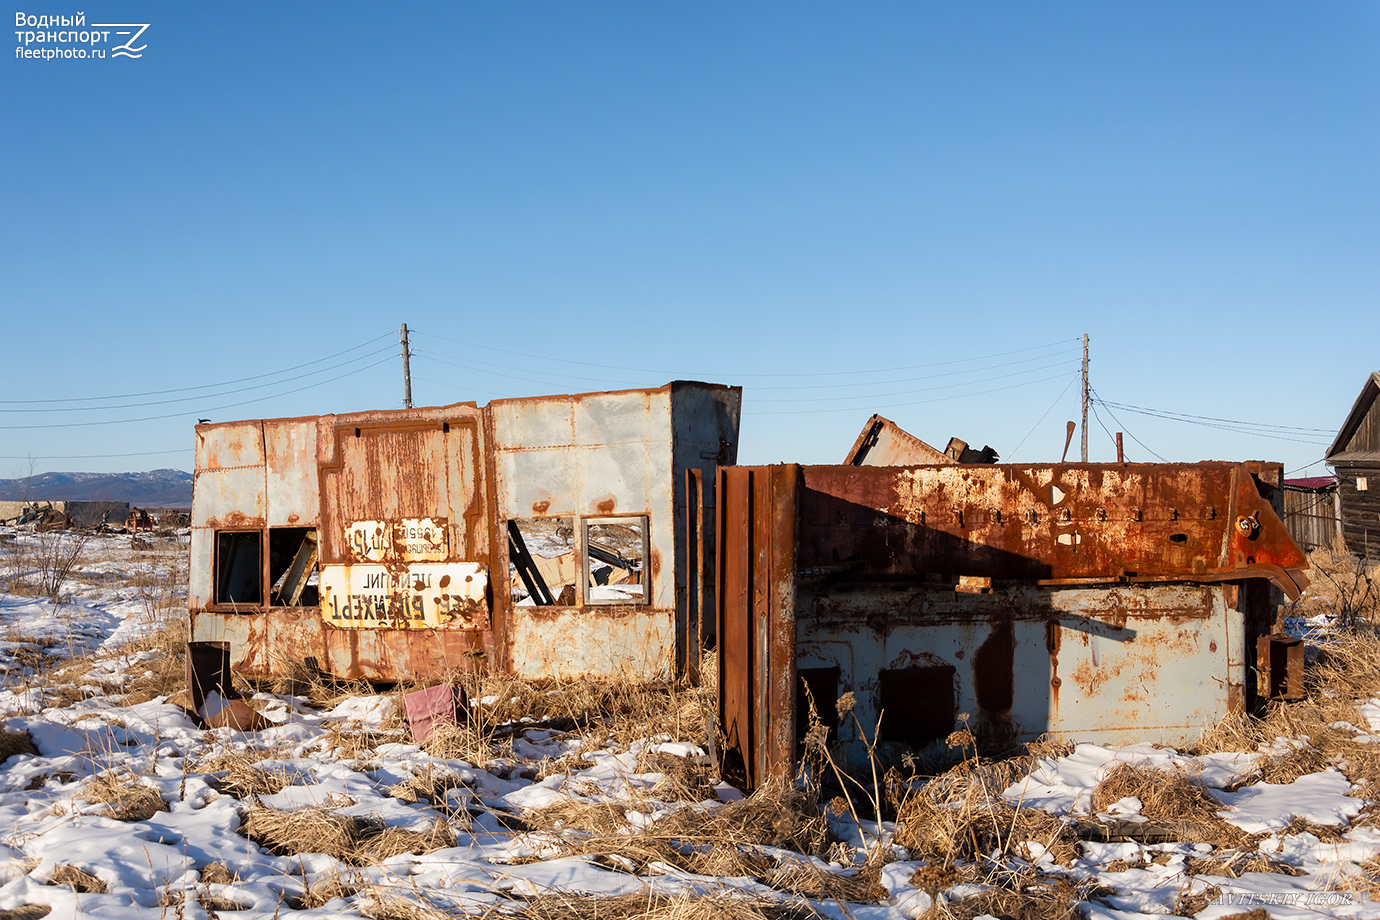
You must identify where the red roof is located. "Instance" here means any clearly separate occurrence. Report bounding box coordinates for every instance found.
[1284,476,1337,490]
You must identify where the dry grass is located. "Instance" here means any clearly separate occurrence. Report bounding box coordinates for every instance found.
[917,866,1106,920]
[0,727,39,762]
[1089,762,1244,847]
[47,864,106,893]
[241,803,456,865]
[894,757,1076,867]
[467,891,819,920]
[292,870,360,909]
[200,862,235,884]
[214,758,305,798]
[515,778,870,901]
[80,771,167,821]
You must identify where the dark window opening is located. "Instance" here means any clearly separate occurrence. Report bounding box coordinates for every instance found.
[583,516,649,605]
[508,517,577,606]
[215,531,262,607]
[270,527,319,607]
[795,666,841,747]
[879,665,957,745]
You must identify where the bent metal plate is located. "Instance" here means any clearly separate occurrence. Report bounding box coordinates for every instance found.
[318,562,488,630]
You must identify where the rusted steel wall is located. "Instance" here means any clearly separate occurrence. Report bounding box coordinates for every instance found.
[716,462,1308,787]
[191,405,495,681]
[844,415,953,467]
[189,383,741,684]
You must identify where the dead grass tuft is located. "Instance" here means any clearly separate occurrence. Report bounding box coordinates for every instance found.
[517,779,860,899]
[469,890,818,920]
[81,771,167,821]
[0,906,52,920]
[0,727,39,762]
[1089,763,1244,848]
[47,864,105,894]
[241,803,456,865]
[1172,882,1221,918]
[894,758,1076,867]
[213,757,305,799]
[199,862,234,884]
[293,871,359,909]
[917,867,1105,920]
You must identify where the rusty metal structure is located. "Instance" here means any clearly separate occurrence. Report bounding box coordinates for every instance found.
[188,382,740,683]
[713,461,1309,789]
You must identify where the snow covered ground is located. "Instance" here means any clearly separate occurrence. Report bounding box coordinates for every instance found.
[0,529,1378,919]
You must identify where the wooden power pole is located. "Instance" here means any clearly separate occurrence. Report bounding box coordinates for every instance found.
[1076,335,1087,463]
[401,323,413,409]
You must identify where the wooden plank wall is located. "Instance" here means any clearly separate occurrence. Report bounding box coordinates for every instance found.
[1282,485,1339,551]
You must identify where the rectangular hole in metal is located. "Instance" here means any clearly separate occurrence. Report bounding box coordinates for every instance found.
[269,527,319,607]
[879,665,957,745]
[583,516,649,605]
[508,518,577,606]
[214,531,262,607]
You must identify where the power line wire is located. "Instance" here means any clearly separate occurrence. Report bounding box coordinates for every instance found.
[1007,373,1080,460]
[412,329,1077,379]
[1092,391,1168,461]
[0,344,398,414]
[1095,399,1332,435]
[747,371,1075,415]
[0,355,396,430]
[0,330,397,405]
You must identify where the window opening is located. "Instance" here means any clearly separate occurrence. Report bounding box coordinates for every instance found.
[583,516,648,605]
[508,517,577,606]
[269,527,319,606]
[215,531,262,607]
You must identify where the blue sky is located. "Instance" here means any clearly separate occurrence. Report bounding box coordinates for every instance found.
[2,2,1376,479]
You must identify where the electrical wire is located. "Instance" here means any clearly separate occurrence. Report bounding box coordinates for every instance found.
[1092,393,1168,462]
[0,448,192,460]
[1095,399,1332,437]
[746,371,1075,415]
[1006,373,1080,460]
[412,329,1078,379]
[748,358,1077,403]
[0,330,398,405]
[0,344,398,413]
[1089,402,1122,457]
[0,355,397,430]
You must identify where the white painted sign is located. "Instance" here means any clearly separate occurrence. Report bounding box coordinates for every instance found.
[319,562,487,630]
[346,518,447,562]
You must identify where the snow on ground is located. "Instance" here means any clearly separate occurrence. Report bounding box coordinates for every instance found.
[1,528,1378,918]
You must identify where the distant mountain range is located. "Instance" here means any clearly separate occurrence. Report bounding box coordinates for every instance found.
[0,469,193,508]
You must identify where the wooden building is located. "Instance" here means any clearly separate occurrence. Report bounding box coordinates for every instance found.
[1281,476,1339,551]
[1325,372,1380,558]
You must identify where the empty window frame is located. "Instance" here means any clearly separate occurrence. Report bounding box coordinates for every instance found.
[508,517,578,606]
[583,516,649,605]
[214,530,263,607]
[269,527,319,607]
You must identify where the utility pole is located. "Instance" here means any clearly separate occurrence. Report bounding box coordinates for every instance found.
[1080,333,1089,462]
[400,323,413,409]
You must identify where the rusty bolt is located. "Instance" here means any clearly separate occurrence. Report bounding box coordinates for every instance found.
[1235,514,1259,539]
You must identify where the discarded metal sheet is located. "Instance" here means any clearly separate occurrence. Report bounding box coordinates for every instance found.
[717,461,1309,790]
[845,415,954,466]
